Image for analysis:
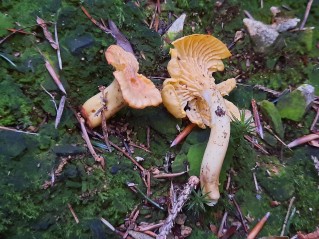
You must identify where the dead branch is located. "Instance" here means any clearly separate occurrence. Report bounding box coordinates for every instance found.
[79,114,105,168]
[299,0,314,30]
[67,203,79,224]
[157,176,199,239]
[281,196,296,236]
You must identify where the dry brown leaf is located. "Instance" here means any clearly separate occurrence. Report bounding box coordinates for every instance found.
[45,60,66,95]
[36,16,58,50]
[287,133,319,148]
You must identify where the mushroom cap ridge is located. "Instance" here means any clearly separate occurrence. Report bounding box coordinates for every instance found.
[106,45,162,109]
[162,34,232,128]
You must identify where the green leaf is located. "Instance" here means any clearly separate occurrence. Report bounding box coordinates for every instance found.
[259,100,284,138]
[187,143,206,176]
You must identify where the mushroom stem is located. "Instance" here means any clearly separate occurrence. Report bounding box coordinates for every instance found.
[80,80,126,128]
[200,88,230,206]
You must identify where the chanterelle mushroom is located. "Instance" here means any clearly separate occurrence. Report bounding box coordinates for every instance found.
[162,34,240,206]
[81,45,162,128]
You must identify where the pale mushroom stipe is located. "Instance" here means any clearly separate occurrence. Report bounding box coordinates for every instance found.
[81,45,162,128]
[162,34,244,206]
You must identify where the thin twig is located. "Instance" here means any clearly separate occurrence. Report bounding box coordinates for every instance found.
[122,138,133,156]
[146,171,151,197]
[44,60,67,95]
[286,207,296,235]
[100,88,112,152]
[287,133,319,148]
[109,141,145,172]
[251,99,264,139]
[79,114,105,168]
[123,206,140,238]
[129,143,152,153]
[0,23,48,45]
[142,230,158,238]
[83,123,146,173]
[253,85,281,97]
[41,84,57,111]
[54,23,62,70]
[128,183,164,211]
[101,113,112,152]
[218,212,228,238]
[0,31,16,45]
[0,53,17,67]
[226,171,231,191]
[264,125,290,149]
[231,196,248,233]
[299,0,314,30]
[137,223,164,232]
[280,196,296,236]
[36,16,58,50]
[0,126,39,136]
[252,172,260,193]
[80,5,110,33]
[100,217,134,239]
[152,171,188,179]
[67,203,79,224]
[55,95,66,129]
[244,135,269,154]
[149,4,157,29]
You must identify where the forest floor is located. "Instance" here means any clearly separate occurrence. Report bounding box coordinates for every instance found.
[0,1,318,239]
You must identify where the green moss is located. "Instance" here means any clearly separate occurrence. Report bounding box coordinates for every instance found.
[276,90,308,122]
[259,100,284,138]
[0,79,33,126]
[0,13,14,37]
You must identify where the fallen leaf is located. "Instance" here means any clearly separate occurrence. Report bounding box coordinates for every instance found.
[287,133,319,148]
[37,16,58,50]
[45,60,67,95]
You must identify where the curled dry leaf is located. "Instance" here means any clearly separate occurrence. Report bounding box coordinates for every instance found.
[36,16,58,50]
[45,60,67,95]
[287,134,319,148]
[297,227,319,239]
[55,95,66,128]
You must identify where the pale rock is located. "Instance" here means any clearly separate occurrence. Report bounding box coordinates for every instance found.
[243,18,279,53]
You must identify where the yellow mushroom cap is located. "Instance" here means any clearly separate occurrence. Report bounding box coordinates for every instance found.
[105,45,162,109]
[162,34,232,128]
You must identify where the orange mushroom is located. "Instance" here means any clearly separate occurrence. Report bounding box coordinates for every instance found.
[162,34,241,205]
[81,45,162,128]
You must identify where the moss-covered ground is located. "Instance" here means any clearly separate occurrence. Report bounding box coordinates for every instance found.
[0,0,318,238]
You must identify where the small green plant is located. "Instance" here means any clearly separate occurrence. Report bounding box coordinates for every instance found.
[186,188,210,218]
[231,110,254,139]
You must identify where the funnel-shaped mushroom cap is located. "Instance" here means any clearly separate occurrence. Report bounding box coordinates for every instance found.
[162,34,232,128]
[105,45,162,108]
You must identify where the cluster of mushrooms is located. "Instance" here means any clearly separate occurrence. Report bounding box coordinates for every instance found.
[81,34,248,206]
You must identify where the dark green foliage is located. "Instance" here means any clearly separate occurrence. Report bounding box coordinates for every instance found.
[231,110,254,138]
[186,189,210,219]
